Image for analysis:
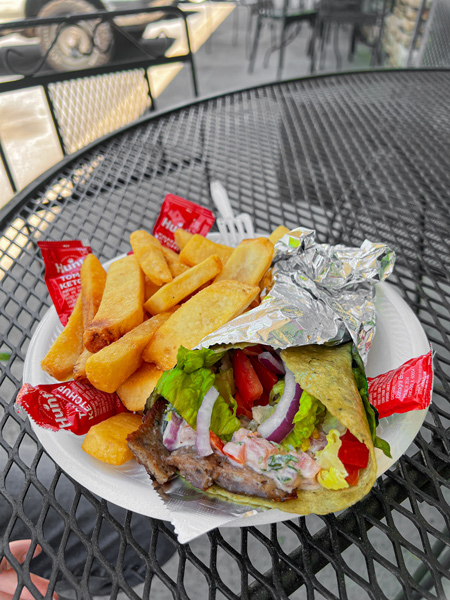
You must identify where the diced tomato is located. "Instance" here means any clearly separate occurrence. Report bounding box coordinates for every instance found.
[210,431,224,454]
[232,350,263,405]
[341,430,359,444]
[242,344,266,356]
[344,465,360,486]
[338,440,369,469]
[249,356,278,392]
[222,441,246,464]
[254,389,270,406]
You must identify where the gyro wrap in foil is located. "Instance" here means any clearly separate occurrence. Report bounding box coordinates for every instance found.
[200,228,395,363]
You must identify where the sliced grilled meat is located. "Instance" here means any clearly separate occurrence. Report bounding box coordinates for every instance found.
[127,399,176,485]
[215,456,293,501]
[164,447,220,490]
[127,402,295,501]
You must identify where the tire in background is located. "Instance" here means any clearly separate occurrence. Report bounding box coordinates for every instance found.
[37,0,114,72]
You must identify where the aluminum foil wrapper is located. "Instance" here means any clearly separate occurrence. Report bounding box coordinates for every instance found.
[200,227,395,364]
[155,478,262,543]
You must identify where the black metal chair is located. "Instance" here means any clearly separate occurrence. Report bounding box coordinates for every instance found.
[310,0,388,71]
[248,0,317,79]
[0,5,198,197]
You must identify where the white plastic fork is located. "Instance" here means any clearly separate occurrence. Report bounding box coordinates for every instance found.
[210,181,255,247]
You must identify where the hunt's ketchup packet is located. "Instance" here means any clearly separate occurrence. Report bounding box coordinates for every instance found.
[368,350,433,419]
[153,194,215,251]
[15,381,128,435]
[38,241,91,327]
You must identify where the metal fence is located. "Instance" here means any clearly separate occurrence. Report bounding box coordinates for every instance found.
[0,5,198,194]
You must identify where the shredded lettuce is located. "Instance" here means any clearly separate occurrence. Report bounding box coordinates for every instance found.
[153,346,240,441]
[280,391,325,452]
[176,346,225,373]
[215,368,235,399]
[352,346,392,458]
[317,467,349,490]
[315,429,349,490]
[269,379,285,404]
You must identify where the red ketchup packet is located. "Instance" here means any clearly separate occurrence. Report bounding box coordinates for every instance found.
[15,381,128,435]
[38,241,91,326]
[368,350,433,419]
[153,194,215,251]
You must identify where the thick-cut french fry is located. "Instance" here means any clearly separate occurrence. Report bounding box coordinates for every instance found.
[73,348,92,381]
[81,413,143,465]
[179,234,233,268]
[143,280,260,370]
[269,225,290,245]
[162,246,189,278]
[83,255,145,353]
[214,238,274,286]
[80,254,107,331]
[260,267,274,295]
[130,230,172,286]
[144,277,161,302]
[144,255,222,315]
[41,294,84,381]
[117,362,163,412]
[174,229,193,251]
[85,311,173,393]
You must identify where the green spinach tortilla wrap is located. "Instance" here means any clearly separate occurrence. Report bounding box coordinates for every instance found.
[127,342,390,515]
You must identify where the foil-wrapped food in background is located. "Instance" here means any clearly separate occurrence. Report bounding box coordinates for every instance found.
[200,228,395,363]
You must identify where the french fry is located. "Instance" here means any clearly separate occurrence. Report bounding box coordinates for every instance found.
[41,294,84,381]
[83,255,145,353]
[174,229,193,251]
[179,234,233,268]
[130,230,172,286]
[162,246,189,278]
[73,348,92,381]
[144,277,161,302]
[80,254,107,331]
[143,280,260,370]
[259,267,274,295]
[85,311,173,393]
[214,238,274,286]
[117,362,163,412]
[269,225,290,245]
[144,255,222,315]
[81,413,143,465]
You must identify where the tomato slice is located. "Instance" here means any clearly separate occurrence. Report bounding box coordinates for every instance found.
[341,430,359,444]
[210,431,224,454]
[254,389,270,406]
[249,356,278,392]
[232,350,263,405]
[344,464,360,486]
[338,440,369,469]
[235,391,254,419]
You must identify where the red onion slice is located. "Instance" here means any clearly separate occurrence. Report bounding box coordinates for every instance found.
[258,351,285,375]
[257,368,302,443]
[196,386,219,457]
[163,411,183,451]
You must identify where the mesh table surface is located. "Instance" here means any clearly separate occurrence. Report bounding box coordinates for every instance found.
[1,68,450,600]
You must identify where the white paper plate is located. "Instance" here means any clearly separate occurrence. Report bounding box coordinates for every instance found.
[23,256,430,527]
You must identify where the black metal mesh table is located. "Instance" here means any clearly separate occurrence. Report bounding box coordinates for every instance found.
[1,68,450,600]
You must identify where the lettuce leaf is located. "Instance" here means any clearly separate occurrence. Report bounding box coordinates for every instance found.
[177,346,225,373]
[352,346,392,458]
[280,391,325,451]
[154,346,240,441]
[269,379,285,404]
[315,429,349,490]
